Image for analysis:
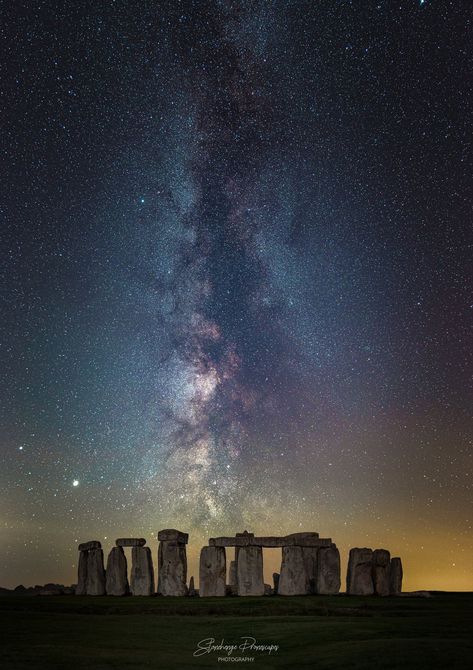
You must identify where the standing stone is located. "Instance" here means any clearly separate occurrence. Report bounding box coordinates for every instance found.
[76,550,88,596]
[389,557,403,595]
[199,546,226,597]
[86,548,106,596]
[78,541,101,552]
[228,561,237,588]
[278,546,310,596]
[372,549,391,596]
[131,546,154,596]
[346,548,374,595]
[106,546,129,596]
[317,545,341,595]
[237,546,264,596]
[188,576,196,596]
[302,547,318,594]
[273,572,280,594]
[157,531,188,596]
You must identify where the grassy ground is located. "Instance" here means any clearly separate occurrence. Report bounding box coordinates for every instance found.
[1,593,472,669]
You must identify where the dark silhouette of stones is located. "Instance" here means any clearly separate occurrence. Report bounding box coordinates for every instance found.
[347,548,374,595]
[237,546,264,596]
[106,546,129,596]
[131,546,154,595]
[199,546,226,597]
[389,557,403,595]
[157,535,188,596]
[116,538,146,547]
[228,560,237,586]
[264,583,273,595]
[188,576,197,596]
[317,545,341,594]
[78,541,101,552]
[278,546,310,595]
[372,549,391,596]
[273,572,280,594]
[86,548,106,596]
[158,529,188,543]
[76,550,88,595]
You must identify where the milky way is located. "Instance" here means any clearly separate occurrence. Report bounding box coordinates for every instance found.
[1,1,472,589]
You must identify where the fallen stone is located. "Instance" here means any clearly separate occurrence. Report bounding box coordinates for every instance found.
[116,538,146,547]
[237,546,264,596]
[130,546,154,596]
[317,545,341,595]
[106,546,129,596]
[78,540,101,552]
[278,546,311,595]
[157,539,188,596]
[389,557,403,595]
[86,548,106,596]
[157,529,188,544]
[76,550,88,595]
[199,546,226,597]
[372,549,391,596]
[347,548,374,595]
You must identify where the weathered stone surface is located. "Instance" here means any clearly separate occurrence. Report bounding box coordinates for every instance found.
[106,546,129,596]
[130,546,154,595]
[188,576,197,596]
[389,557,403,595]
[346,548,374,595]
[237,546,264,596]
[76,550,88,595]
[116,538,146,547]
[157,529,188,544]
[372,549,391,596]
[228,560,237,587]
[273,572,280,594]
[157,540,188,596]
[302,547,318,594]
[78,540,101,552]
[316,545,341,594]
[278,546,311,595]
[199,546,226,597]
[86,548,106,596]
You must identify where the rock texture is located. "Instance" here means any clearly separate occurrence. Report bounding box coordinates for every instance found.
[105,546,129,596]
[130,546,154,596]
[389,557,403,595]
[116,538,146,547]
[199,546,226,597]
[86,548,106,596]
[372,549,391,596]
[76,550,88,595]
[157,536,188,596]
[347,548,374,595]
[237,546,264,596]
[278,546,310,596]
[316,545,341,595]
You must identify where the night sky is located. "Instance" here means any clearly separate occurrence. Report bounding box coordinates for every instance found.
[1,0,472,591]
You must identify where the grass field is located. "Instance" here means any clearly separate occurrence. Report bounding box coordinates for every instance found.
[1,593,472,669]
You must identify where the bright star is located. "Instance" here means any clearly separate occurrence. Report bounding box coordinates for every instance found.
[72,479,79,487]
